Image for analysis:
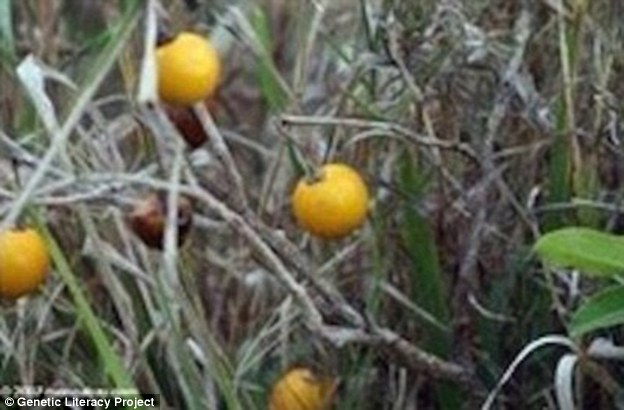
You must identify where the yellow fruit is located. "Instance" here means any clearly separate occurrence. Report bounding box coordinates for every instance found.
[292,163,369,239]
[0,228,50,298]
[157,32,221,106]
[268,367,337,410]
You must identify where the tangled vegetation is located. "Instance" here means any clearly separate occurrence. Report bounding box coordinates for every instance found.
[1,1,623,409]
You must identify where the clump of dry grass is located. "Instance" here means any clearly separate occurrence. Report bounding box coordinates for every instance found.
[1,0,623,409]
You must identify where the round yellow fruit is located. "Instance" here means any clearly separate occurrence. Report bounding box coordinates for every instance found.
[0,228,50,298]
[268,367,337,410]
[292,163,369,239]
[156,32,221,106]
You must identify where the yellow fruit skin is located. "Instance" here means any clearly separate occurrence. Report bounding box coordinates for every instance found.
[268,368,336,410]
[157,32,221,106]
[292,163,369,239]
[0,229,50,298]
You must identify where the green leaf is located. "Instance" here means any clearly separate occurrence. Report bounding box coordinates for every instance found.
[534,227,624,277]
[570,286,624,338]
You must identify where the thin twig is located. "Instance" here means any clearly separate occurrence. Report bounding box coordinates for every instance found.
[317,325,476,387]
[281,114,479,161]
[193,104,249,212]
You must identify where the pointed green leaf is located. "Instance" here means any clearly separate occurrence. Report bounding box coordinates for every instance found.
[570,286,624,338]
[534,227,624,277]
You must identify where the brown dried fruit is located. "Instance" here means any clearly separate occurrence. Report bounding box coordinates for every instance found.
[127,193,193,249]
[164,104,207,149]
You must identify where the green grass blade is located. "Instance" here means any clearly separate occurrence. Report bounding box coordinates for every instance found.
[398,151,449,327]
[0,0,15,67]
[397,151,459,409]
[545,96,571,231]
[35,217,136,389]
[249,6,288,112]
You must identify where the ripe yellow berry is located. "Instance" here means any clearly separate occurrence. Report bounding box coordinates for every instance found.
[292,163,369,239]
[156,32,221,106]
[268,367,337,410]
[0,228,50,298]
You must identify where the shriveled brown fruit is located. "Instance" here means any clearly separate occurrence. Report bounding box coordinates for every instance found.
[127,193,193,249]
[164,104,207,149]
